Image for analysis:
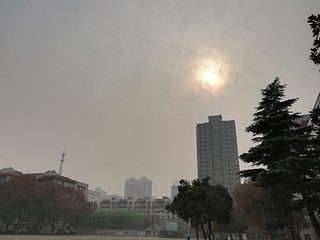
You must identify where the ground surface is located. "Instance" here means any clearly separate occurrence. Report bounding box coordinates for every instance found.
[0,236,187,240]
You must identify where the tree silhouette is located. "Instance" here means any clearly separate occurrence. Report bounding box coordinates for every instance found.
[240,78,320,239]
[0,176,95,233]
[308,14,320,70]
[166,177,233,240]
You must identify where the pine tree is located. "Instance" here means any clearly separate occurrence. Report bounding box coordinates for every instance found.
[240,78,320,239]
[308,14,320,70]
[240,78,300,184]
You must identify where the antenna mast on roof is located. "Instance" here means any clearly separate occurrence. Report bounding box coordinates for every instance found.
[58,149,65,176]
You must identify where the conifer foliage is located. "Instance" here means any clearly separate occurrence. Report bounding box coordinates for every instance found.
[240,78,320,239]
[308,14,320,70]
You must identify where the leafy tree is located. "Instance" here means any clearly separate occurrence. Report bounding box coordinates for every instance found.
[213,207,248,240]
[165,179,200,239]
[0,176,43,230]
[234,182,306,240]
[308,14,320,70]
[234,181,270,229]
[166,177,233,240]
[240,78,320,239]
[0,176,95,233]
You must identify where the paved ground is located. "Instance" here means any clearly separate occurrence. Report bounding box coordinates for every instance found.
[0,236,187,240]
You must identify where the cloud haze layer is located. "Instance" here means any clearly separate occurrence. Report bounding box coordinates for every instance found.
[0,1,319,196]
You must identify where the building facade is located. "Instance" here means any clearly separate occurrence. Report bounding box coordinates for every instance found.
[170,180,179,200]
[88,189,101,208]
[95,187,108,201]
[0,167,89,198]
[99,196,184,237]
[124,177,152,200]
[0,167,23,183]
[196,115,240,193]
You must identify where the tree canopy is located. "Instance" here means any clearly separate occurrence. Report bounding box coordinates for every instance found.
[240,78,320,239]
[0,176,95,233]
[166,177,233,240]
[234,181,270,229]
[308,14,320,70]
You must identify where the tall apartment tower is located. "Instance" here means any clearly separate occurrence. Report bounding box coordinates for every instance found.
[124,177,152,200]
[196,115,240,193]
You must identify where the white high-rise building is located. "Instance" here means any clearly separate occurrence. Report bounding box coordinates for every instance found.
[124,177,152,200]
[171,180,179,200]
[196,115,240,193]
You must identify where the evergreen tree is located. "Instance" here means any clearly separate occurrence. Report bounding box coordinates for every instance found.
[240,78,300,187]
[240,78,320,239]
[308,14,320,70]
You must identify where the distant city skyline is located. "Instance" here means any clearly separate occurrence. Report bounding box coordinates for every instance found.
[0,1,319,197]
[124,177,152,200]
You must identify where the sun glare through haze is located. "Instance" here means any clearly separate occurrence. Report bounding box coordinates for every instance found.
[195,58,227,91]
[1,0,319,199]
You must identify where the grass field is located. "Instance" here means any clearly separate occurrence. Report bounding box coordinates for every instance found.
[86,209,145,230]
[0,236,186,240]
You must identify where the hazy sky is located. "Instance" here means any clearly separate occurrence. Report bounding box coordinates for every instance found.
[1,0,319,197]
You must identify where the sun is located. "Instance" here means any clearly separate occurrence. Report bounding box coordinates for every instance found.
[195,58,225,90]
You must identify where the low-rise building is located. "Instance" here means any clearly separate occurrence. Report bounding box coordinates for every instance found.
[95,187,108,201]
[88,189,101,208]
[0,167,23,183]
[0,167,89,198]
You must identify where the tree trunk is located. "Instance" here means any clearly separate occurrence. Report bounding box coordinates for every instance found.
[306,206,320,239]
[208,221,215,240]
[238,232,243,240]
[201,224,207,240]
[301,191,320,239]
[206,226,211,240]
[268,231,273,240]
[50,221,56,235]
[290,222,302,240]
[196,227,199,240]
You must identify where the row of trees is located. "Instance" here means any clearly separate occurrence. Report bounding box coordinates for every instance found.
[0,176,95,234]
[237,13,320,240]
[167,14,320,240]
[166,81,319,240]
[0,13,317,239]
[167,85,318,240]
[239,78,320,240]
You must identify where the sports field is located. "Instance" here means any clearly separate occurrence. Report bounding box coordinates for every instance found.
[0,236,186,240]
